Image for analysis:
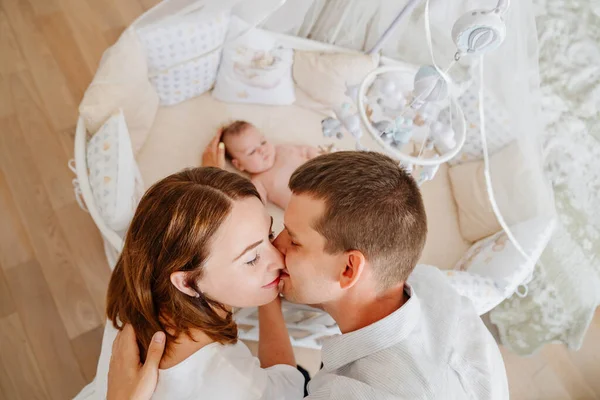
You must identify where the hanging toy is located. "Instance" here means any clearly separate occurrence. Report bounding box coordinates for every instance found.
[322,117,342,138]
[322,103,363,142]
[355,141,368,151]
[334,103,362,140]
[430,121,456,149]
[373,120,395,141]
[392,116,413,145]
[376,76,407,113]
[345,84,361,104]
[412,65,449,109]
[417,155,441,185]
[413,102,438,126]
[425,139,435,151]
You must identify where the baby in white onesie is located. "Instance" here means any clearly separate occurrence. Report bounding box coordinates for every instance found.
[221,120,321,209]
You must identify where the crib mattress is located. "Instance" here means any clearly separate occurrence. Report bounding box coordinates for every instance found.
[136,92,470,270]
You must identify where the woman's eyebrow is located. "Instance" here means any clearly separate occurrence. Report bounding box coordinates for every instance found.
[233,240,263,261]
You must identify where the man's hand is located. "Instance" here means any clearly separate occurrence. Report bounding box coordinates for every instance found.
[107,324,165,400]
[201,130,226,168]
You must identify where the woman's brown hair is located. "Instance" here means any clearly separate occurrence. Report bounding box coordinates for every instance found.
[106,167,261,361]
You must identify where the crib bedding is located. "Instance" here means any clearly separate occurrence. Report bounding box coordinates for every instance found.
[136,92,467,270]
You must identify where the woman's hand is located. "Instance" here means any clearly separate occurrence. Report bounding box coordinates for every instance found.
[202,130,226,168]
[107,324,165,400]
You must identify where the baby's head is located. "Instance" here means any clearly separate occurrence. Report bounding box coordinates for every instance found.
[221,121,276,174]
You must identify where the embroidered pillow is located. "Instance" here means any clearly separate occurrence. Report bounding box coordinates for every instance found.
[212,16,295,105]
[87,110,142,232]
[139,9,230,105]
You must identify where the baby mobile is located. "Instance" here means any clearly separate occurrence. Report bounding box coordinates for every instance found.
[321,0,509,185]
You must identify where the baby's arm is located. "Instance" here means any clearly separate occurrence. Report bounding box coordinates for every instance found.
[298,145,320,160]
[252,177,268,204]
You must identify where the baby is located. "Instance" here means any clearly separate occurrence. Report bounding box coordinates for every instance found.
[220,120,321,209]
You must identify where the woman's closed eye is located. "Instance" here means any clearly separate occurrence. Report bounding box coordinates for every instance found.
[246,252,261,266]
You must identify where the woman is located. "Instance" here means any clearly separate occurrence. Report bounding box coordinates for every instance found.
[76,135,304,399]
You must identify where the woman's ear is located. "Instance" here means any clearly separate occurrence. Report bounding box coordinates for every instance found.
[339,250,366,290]
[231,158,244,172]
[170,271,199,298]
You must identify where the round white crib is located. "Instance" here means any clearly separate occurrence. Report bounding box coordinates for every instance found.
[71,0,556,348]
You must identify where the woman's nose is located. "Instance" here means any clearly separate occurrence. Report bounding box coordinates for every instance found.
[266,243,285,271]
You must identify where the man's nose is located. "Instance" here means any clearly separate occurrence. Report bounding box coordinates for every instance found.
[273,231,288,255]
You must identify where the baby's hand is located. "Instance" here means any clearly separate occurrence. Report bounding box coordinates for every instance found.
[318,144,338,155]
[302,146,321,160]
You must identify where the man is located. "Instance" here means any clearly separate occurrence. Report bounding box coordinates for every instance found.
[108,151,509,399]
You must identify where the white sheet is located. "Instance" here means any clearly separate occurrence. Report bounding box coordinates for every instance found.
[136,92,468,269]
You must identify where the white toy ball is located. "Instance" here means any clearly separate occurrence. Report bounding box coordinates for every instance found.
[416,102,438,124]
[430,121,456,149]
[452,9,507,56]
[343,114,362,139]
[412,65,449,108]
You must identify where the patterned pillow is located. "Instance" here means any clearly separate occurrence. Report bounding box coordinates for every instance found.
[149,51,221,106]
[212,16,295,105]
[138,9,230,106]
[444,270,504,315]
[439,83,514,165]
[87,110,142,232]
[453,217,555,312]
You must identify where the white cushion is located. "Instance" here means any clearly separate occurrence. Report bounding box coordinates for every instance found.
[454,218,554,292]
[79,28,159,154]
[418,163,472,270]
[87,111,141,232]
[212,16,295,105]
[139,9,230,106]
[293,51,379,109]
[449,141,543,242]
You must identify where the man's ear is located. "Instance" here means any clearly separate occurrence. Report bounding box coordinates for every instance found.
[170,271,199,298]
[339,250,366,290]
[231,158,244,172]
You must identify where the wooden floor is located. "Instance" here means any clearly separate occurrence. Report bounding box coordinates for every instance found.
[0,0,598,399]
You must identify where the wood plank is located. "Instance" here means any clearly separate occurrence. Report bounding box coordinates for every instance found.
[9,70,76,210]
[111,0,145,27]
[0,169,35,270]
[35,11,93,104]
[5,261,86,400]
[104,27,128,46]
[532,365,573,400]
[0,75,14,118]
[2,0,77,132]
[0,115,101,339]
[56,202,112,319]
[57,0,109,76]
[500,346,544,400]
[138,0,161,11]
[71,324,104,382]
[0,313,49,400]
[25,0,60,17]
[0,266,15,318]
[565,308,600,397]
[0,11,28,75]
[55,127,111,319]
[84,0,128,32]
[541,344,598,400]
